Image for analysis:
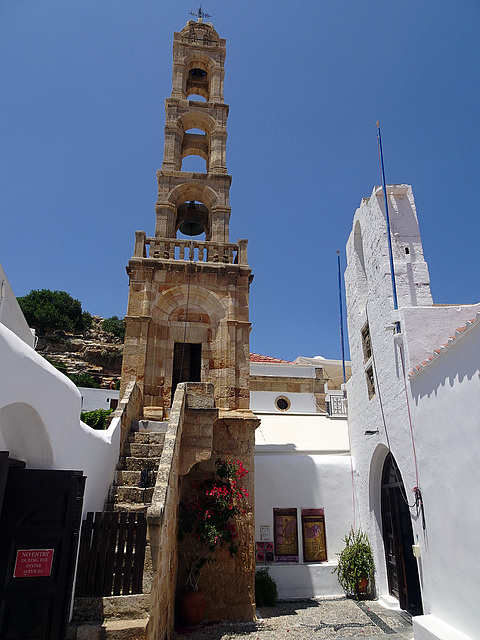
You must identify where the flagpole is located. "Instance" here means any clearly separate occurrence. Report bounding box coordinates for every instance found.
[376,123,398,311]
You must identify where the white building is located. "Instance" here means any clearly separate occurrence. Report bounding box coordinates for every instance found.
[344,184,480,640]
[251,353,354,598]
[0,261,120,514]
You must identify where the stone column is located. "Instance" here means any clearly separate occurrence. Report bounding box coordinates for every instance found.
[155,203,177,238]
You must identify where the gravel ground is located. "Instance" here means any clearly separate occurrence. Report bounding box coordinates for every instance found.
[174,598,413,640]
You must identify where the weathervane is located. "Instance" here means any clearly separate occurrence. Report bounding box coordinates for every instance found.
[189,5,211,21]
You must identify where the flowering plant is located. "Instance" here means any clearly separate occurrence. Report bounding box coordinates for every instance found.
[178,458,249,590]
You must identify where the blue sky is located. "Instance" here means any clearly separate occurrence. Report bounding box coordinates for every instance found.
[1,1,479,361]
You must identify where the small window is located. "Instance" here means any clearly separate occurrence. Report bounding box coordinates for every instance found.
[273,508,298,562]
[275,396,291,412]
[361,323,372,362]
[301,509,327,563]
[366,365,375,400]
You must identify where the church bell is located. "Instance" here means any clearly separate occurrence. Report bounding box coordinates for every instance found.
[179,201,204,236]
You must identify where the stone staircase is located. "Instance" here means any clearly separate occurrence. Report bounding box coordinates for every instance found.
[70,419,168,640]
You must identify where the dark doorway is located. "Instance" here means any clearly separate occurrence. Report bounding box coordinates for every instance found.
[171,342,202,402]
[0,453,85,640]
[381,453,423,616]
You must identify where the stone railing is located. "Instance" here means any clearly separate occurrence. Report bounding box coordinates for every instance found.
[112,379,143,452]
[146,382,217,640]
[133,231,248,265]
[146,383,186,640]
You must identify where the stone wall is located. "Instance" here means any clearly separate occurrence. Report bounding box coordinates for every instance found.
[178,407,259,622]
[121,263,252,413]
[112,378,143,452]
[146,383,187,640]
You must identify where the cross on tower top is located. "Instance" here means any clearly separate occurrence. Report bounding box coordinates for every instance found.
[189,5,211,22]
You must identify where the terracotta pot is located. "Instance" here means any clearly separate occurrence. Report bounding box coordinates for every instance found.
[358,577,368,594]
[178,590,206,626]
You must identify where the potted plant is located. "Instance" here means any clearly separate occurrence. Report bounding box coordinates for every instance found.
[334,527,375,599]
[177,458,249,624]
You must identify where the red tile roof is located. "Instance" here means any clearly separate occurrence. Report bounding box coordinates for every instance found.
[250,353,291,363]
[409,313,479,377]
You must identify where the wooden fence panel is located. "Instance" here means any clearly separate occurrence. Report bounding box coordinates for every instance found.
[76,511,147,596]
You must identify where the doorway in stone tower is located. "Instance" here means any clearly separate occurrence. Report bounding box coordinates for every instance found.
[381,452,423,616]
[172,342,202,402]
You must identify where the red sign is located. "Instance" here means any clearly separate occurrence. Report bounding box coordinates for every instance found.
[14,549,54,578]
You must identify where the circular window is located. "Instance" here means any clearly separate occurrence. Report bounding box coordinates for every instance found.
[275,396,291,412]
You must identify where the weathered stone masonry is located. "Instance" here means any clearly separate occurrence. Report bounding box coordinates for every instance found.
[119,17,260,632]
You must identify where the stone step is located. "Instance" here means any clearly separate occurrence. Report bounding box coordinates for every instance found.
[109,486,154,504]
[115,470,157,487]
[128,431,165,445]
[73,594,150,624]
[133,419,168,433]
[124,457,161,471]
[104,617,149,640]
[142,406,164,421]
[124,443,163,458]
[105,502,149,513]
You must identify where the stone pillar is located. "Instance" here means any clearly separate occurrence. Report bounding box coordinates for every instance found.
[155,203,177,238]
[210,207,230,243]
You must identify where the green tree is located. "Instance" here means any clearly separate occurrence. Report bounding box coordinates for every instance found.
[69,373,100,388]
[17,289,91,334]
[102,316,125,339]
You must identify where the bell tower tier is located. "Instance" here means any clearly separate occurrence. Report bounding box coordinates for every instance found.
[120,19,254,416]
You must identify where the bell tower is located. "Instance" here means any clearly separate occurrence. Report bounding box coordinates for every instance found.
[121,18,253,418]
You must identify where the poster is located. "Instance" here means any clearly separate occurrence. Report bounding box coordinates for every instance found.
[273,508,298,562]
[301,509,327,562]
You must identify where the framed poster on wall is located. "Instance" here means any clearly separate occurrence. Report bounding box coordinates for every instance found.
[301,508,327,562]
[273,508,298,562]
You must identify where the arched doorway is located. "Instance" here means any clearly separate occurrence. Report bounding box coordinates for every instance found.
[381,453,423,615]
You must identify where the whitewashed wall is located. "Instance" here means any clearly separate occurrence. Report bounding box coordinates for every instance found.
[80,387,120,411]
[0,322,121,513]
[254,410,353,598]
[0,262,35,347]
[409,319,480,640]
[344,185,480,640]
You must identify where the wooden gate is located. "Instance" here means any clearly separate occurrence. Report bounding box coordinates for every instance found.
[0,455,85,640]
[75,511,147,597]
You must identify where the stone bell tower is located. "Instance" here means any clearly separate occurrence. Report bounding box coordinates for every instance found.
[121,18,253,418]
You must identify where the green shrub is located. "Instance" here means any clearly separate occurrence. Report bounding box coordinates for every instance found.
[69,373,100,388]
[82,311,93,330]
[334,528,375,599]
[255,568,278,607]
[81,409,114,430]
[102,316,125,339]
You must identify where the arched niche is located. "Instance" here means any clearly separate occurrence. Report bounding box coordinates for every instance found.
[153,285,225,327]
[0,402,54,468]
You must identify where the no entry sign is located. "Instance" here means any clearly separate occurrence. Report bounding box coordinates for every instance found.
[13,549,54,578]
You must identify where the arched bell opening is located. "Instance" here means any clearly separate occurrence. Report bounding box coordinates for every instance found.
[180,127,209,173]
[181,155,208,173]
[176,200,210,241]
[186,66,209,101]
[187,94,207,102]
